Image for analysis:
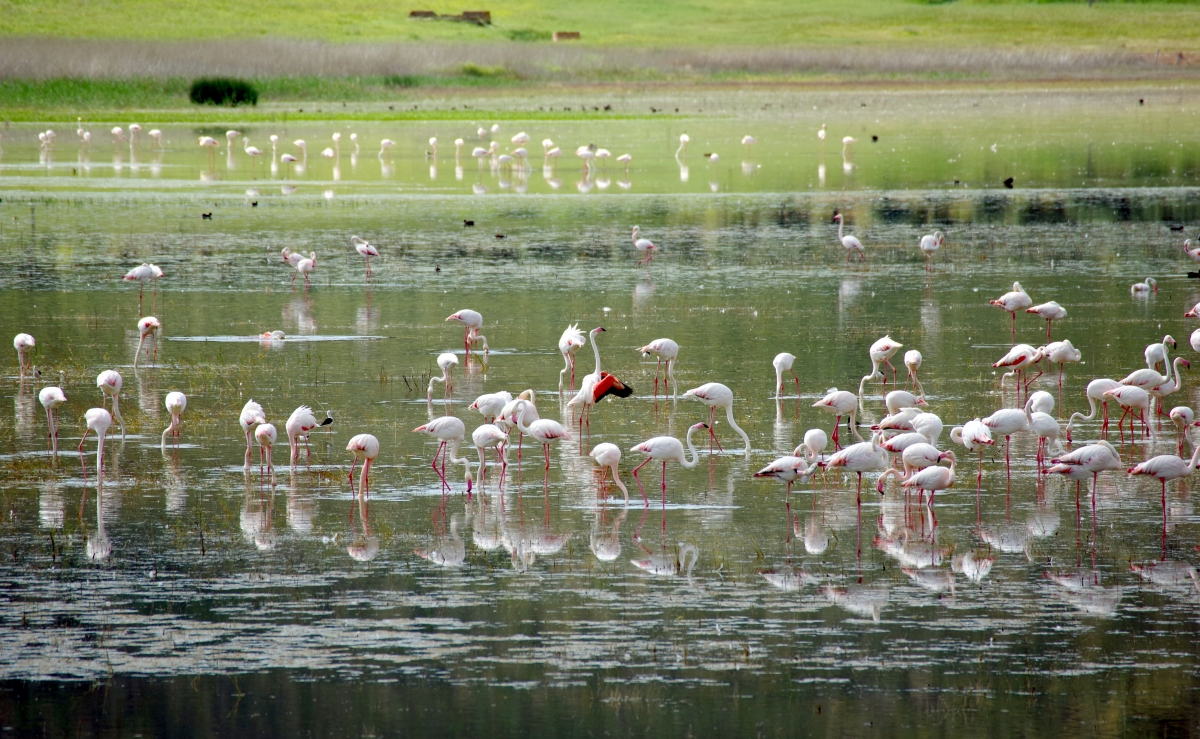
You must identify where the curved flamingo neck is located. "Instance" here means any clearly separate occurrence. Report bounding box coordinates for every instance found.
[723,403,751,454]
[358,459,372,498]
[1171,357,1185,390]
[589,331,603,377]
[680,426,703,469]
[837,218,844,242]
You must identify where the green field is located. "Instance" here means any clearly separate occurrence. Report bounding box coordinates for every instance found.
[2,0,1199,50]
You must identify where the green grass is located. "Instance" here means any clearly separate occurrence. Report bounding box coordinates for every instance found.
[1,0,1199,50]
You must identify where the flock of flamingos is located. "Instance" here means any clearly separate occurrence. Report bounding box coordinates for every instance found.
[13,123,1200,571]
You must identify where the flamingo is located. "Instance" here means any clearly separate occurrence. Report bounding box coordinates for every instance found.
[589,442,629,502]
[1130,277,1157,295]
[983,405,1032,478]
[239,399,267,469]
[1046,441,1122,503]
[754,456,819,502]
[1043,340,1082,389]
[818,124,827,145]
[1170,406,1200,454]
[822,432,888,503]
[990,282,1033,344]
[472,423,509,485]
[346,434,380,498]
[919,231,944,270]
[78,407,113,478]
[198,136,219,166]
[96,370,124,438]
[682,382,751,455]
[1066,379,1121,441]
[511,399,572,474]
[558,323,586,394]
[13,333,34,375]
[122,263,164,315]
[860,335,903,395]
[884,390,926,415]
[631,226,658,266]
[413,416,473,493]
[351,236,379,277]
[134,316,160,368]
[446,309,486,362]
[1148,358,1189,420]
[617,153,632,174]
[379,139,395,159]
[1145,335,1176,372]
[1120,356,1180,391]
[280,153,297,178]
[1027,396,1064,469]
[281,247,304,270]
[427,137,438,158]
[1027,390,1055,415]
[912,412,944,445]
[39,385,66,456]
[772,352,799,400]
[630,422,707,509]
[286,405,333,467]
[1128,444,1200,539]
[454,137,464,164]
[1103,385,1153,441]
[813,388,862,450]
[904,350,924,396]
[832,214,865,262]
[639,338,680,400]
[496,390,538,459]
[161,391,186,452]
[254,423,277,476]
[676,133,689,158]
[1026,301,1067,340]
[243,138,262,169]
[469,391,512,423]
[427,352,459,402]
[993,343,1044,395]
[802,429,829,462]
[950,419,994,490]
[877,435,940,473]
[1184,240,1200,262]
[294,252,316,289]
[901,451,956,506]
[148,129,163,148]
[1193,329,1200,354]
[568,327,633,434]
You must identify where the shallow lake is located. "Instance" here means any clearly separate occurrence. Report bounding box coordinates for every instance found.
[1,88,1199,737]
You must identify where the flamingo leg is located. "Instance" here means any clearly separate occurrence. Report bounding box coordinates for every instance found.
[654,358,661,401]
[432,441,449,492]
[1161,478,1168,560]
[792,371,800,399]
[1009,311,1016,346]
[569,355,576,392]
[661,461,668,531]
[632,458,653,506]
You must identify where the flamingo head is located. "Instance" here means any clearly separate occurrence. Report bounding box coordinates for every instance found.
[938,450,956,463]
[691,422,709,431]
[832,214,843,223]
[412,424,428,433]
[591,326,606,337]
[1167,334,1177,348]
[916,398,929,406]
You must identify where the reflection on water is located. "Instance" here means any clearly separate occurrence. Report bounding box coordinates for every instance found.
[3,91,1200,736]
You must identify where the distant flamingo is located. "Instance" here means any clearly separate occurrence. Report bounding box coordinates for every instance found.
[413,416,473,494]
[472,423,508,485]
[1128,444,1200,545]
[123,263,164,315]
[755,455,819,502]
[351,236,379,278]
[511,399,572,475]
[280,153,297,178]
[1103,385,1153,441]
[293,252,316,289]
[161,391,187,452]
[676,134,689,158]
[990,281,1033,344]
[813,388,861,450]
[631,226,658,266]
[950,419,994,491]
[239,400,267,469]
[904,350,924,396]
[558,323,586,394]
[589,442,629,502]
[1170,406,1200,454]
[1184,240,1200,262]
[639,338,680,400]
[617,153,632,173]
[346,433,380,498]
[198,136,219,166]
[96,370,124,438]
[822,433,888,503]
[919,231,943,270]
[683,382,751,455]
[254,423,277,476]
[772,352,799,399]
[427,352,459,402]
[1026,301,1067,340]
[79,407,113,478]
[1145,335,1176,372]
[1130,277,1157,295]
[1066,379,1121,441]
[286,405,332,467]
[631,422,707,510]
[993,343,1043,395]
[134,316,160,368]
[446,309,486,362]
[39,385,66,456]
[1043,340,1081,389]
[983,405,1032,479]
[13,333,34,375]
[832,214,865,262]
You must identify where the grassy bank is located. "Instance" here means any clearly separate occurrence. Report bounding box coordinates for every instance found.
[1,0,1199,50]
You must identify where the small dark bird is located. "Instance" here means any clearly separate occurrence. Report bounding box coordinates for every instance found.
[604,104,611,111]
[650,107,658,113]
[435,266,441,273]
[251,202,258,207]
[321,412,334,427]
[201,212,213,219]
[871,135,878,142]
[463,220,474,227]
[1139,98,1145,105]
[1170,224,1185,232]
[1003,177,1014,189]
[495,234,505,239]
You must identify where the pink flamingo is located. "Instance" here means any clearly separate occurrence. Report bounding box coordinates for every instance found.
[96,370,125,438]
[1066,379,1121,441]
[990,281,1033,345]
[446,309,486,362]
[1128,444,1200,552]
[772,352,799,399]
[682,382,751,455]
[134,316,160,368]
[813,388,861,450]
[511,399,572,476]
[13,333,34,376]
[589,442,629,502]
[832,214,865,262]
[413,416,473,494]
[558,323,586,394]
[239,399,267,469]
[160,391,186,452]
[39,385,67,456]
[1026,301,1066,340]
[254,423,277,476]
[346,433,380,498]
[286,405,332,467]
[639,338,680,400]
[630,422,707,510]
[351,236,379,278]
